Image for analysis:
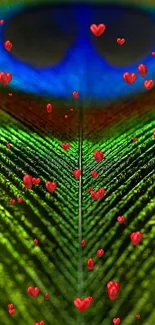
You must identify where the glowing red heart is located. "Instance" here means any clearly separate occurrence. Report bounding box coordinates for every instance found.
[91,191,99,200]
[46,103,52,113]
[152,52,155,56]
[93,150,104,162]
[61,143,70,150]
[17,197,22,203]
[73,169,81,178]
[23,174,33,189]
[0,20,4,24]
[74,297,93,312]
[117,216,125,224]
[27,286,40,297]
[97,249,104,257]
[73,91,79,98]
[0,72,12,85]
[130,231,142,246]
[9,309,16,315]
[81,239,86,247]
[4,40,12,51]
[107,281,120,300]
[87,258,95,270]
[117,38,125,45]
[138,64,148,77]
[91,170,98,178]
[123,72,137,84]
[144,79,154,90]
[46,181,57,192]
[10,199,15,204]
[90,24,106,37]
[113,318,121,325]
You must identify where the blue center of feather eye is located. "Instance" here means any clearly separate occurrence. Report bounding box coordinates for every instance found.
[1,3,155,100]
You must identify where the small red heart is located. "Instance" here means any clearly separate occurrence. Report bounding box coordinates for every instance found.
[97,188,105,198]
[91,191,99,200]
[90,24,106,37]
[123,72,137,85]
[130,231,142,246]
[9,309,16,315]
[4,40,12,51]
[64,115,68,118]
[27,286,40,297]
[117,38,125,45]
[6,143,11,148]
[0,72,12,85]
[39,321,45,325]
[61,143,70,150]
[136,314,140,319]
[46,103,52,113]
[23,174,33,189]
[107,281,120,291]
[73,169,81,178]
[74,297,93,312]
[70,108,74,111]
[91,170,98,178]
[8,93,12,96]
[44,293,50,300]
[117,216,125,224]
[97,249,104,257]
[73,91,79,98]
[132,137,138,142]
[17,197,22,203]
[108,286,119,300]
[112,318,121,325]
[0,20,4,25]
[45,181,57,192]
[81,239,86,247]
[34,178,41,184]
[152,52,155,56]
[34,239,39,245]
[8,304,14,310]
[138,64,148,77]
[87,258,95,270]
[10,199,15,204]
[93,150,104,162]
[144,79,154,90]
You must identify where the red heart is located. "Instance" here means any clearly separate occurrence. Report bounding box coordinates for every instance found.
[23,174,33,189]
[46,103,52,113]
[0,72,12,85]
[91,170,98,178]
[91,191,99,200]
[17,197,22,203]
[108,285,119,300]
[97,249,104,257]
[46,181,57,192]
[8,304,14,310]
[90,24,106,37]
[81,239,86,247]
[123,72,137,84]
[27,286,40,297]
[61,143,70,150]
[0,20,4,25]
[117,38,125,45]
[4,40,12,51]
[117,216,125,224]
[9,309,16,315]
[34,238,39,245]
[132,137,138,142]
[44,293,50,300]
[73,169,81,178]
[74,297,93,312]
[73,91,79,98]
[113,318,121,325]
[6,143,11,149]
[93,150,104,162]
[138,64,148,77]
[130,231,142,246]
[136,314,140,319]
[39,321,45,325]
[144,79,154,90]
[97,187,105,198]
[152,52,155,56]
[10,199,15,204]
[87,258,95,270]
[32,177,41,184]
